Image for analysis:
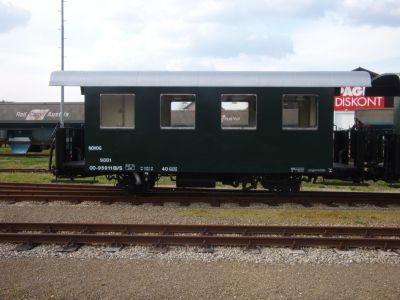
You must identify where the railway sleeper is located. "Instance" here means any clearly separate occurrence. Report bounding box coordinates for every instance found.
[5,236,400,252]
[195,241,215,253]
[14,242,38,252]
[149,240,169,253]
[243,245,262,254]
[58,242,82,252]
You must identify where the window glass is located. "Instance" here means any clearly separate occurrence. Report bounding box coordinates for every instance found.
[282,95,318,129]
[100,94,135,129]
[221,94,257,129]
[161,94,195,129]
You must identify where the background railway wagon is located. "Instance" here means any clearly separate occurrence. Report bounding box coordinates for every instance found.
[0,102,84,153]
[333,67,395,130]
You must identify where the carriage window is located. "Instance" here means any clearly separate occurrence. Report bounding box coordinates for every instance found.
[282,95,318,129]
[221,94,257,129]
[161,94,196,129]
[100,94,135,129]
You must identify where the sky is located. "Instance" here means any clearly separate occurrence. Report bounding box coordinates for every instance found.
[0,0,400,102]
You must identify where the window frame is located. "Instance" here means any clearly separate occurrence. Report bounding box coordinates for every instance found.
[99,93,136,130]
[282,94,319,131]
[160,93,196,130]
[220,94,257,130]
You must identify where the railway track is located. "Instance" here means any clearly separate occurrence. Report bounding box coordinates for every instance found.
[0,182,399,207]
[0,222,399,250]
[0,182,114,190]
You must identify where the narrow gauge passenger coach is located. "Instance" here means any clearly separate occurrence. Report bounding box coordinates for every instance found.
[49,71,400,191]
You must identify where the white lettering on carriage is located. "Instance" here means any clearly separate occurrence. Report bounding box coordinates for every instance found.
[88,146,102,151]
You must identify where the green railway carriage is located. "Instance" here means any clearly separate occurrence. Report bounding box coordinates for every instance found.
[50,70,382,191]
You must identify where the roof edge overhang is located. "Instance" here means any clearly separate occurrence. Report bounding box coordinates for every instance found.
[49,70,372,88]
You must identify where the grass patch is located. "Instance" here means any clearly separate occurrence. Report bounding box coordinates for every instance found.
[0,146,11,154]
[0,173,113,185]
[0,145,49,168]
[0,145,50,155]
[302,178,399,192]
[0,146,113,184]
[0,157,49,168]
[0,173,56,184]
[177,208,400,225]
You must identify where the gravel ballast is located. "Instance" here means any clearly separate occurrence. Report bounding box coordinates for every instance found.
[0,243,399,265]
[1,257,399,300]
[1,204,400,226]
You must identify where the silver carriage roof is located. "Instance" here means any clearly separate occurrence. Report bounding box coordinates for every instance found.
[49,71,372,87]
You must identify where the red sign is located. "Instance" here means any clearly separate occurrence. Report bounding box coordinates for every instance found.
[334,87,385,111]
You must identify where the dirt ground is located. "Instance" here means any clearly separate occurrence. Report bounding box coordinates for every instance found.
[1,258,399,300]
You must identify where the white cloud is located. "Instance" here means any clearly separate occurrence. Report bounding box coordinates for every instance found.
[290,20,400,72]
[0,1,30,33]
[0,0,399,102]
[339,0,400,26]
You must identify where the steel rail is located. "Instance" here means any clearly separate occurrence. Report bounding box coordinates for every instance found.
[1,183,399,198]
[0,195,130,202]
[1,223,399,236]
[0,190,127,196]
[2,182,399,198]
[0,183,399,206]
[146,188,400,202]
[0,182,117,190]
[0,191,398,206]
[0,223,399,249]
